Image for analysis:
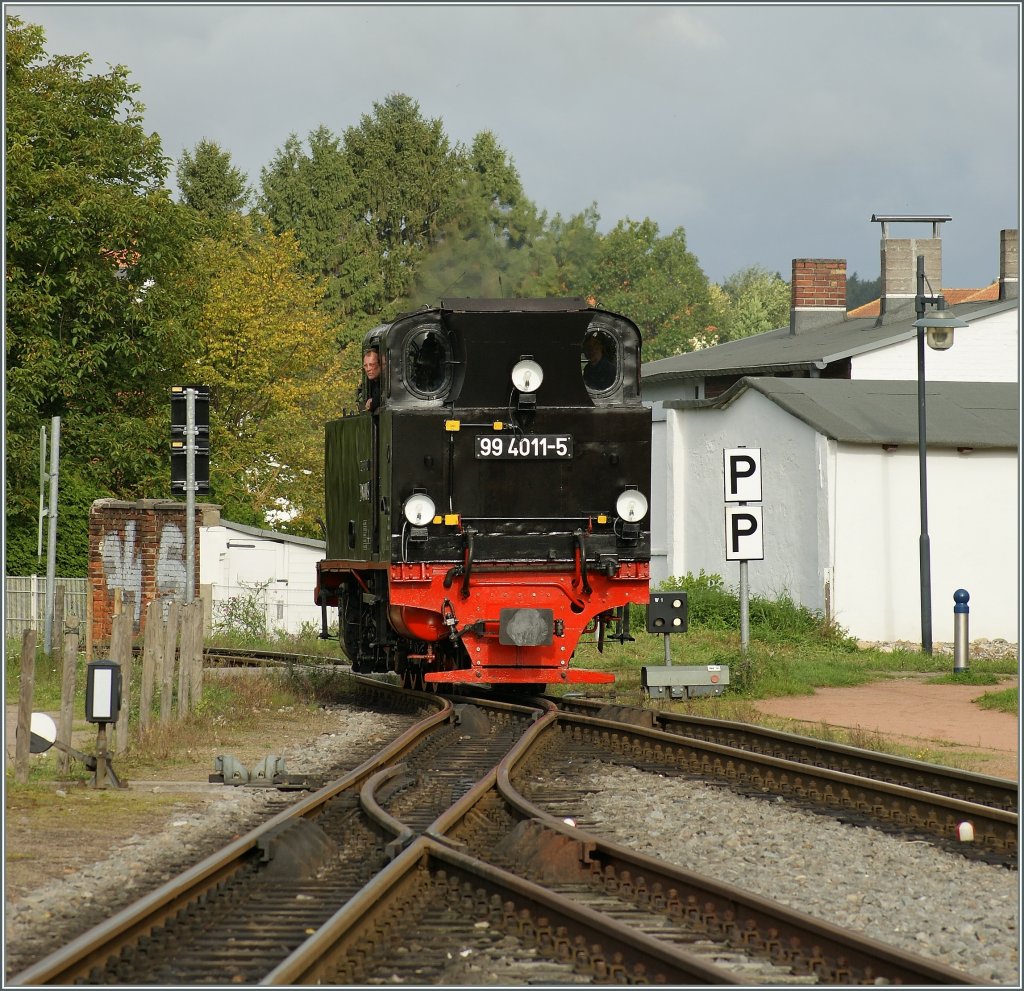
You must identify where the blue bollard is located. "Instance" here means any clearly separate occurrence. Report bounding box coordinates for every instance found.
[953,589,970,673]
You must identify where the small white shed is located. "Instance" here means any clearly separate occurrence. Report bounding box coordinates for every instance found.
[200,515,326,637]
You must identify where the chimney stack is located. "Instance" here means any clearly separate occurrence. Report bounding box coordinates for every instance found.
[999,229,1018,301]
[871,214,950,321]
[790,259,846,334]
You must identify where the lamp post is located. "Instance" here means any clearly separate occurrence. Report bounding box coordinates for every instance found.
[911,254,969,653]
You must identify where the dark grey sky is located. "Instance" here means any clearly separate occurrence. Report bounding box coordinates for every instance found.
[8,2,1021,287]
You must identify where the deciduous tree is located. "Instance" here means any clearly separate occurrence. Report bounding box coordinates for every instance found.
[180,217,346,535]
[4,16,196,574]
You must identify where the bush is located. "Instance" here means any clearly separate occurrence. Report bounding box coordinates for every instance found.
[657,572,855,647]
[212,579,272,645]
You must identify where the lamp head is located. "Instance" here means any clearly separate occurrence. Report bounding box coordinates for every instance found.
[913,306,968,352]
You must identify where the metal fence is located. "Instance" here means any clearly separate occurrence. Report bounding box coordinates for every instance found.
[4,576,89,644]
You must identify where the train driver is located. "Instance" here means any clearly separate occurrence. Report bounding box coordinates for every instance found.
[582,331,616,391]
[361,347,383,413]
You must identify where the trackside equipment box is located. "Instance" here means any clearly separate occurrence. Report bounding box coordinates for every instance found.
[641,664,729,700]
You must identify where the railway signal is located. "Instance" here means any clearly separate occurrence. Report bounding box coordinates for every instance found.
[170,385,210,605]
[170,385,210,493]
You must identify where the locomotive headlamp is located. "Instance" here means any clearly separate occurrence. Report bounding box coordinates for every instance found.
[616,487,648,522]
[403,492,436,526]
[511,358,543,393]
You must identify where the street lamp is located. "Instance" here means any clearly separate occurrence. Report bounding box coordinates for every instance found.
[911,254,969,653]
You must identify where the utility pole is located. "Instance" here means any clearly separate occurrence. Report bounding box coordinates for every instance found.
[43,416,61,654]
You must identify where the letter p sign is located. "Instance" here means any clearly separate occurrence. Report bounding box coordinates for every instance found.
[724,448,762,503]
[725,506,764,561]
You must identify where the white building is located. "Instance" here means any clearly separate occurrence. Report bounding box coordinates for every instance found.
[200,514,326,637]
[642,222,1019,644]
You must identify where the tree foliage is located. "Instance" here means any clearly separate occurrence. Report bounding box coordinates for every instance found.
[177,138,250,218]
[405,131,550,302]
[179,216,346,535]
[4,15,197,574]
[576,219,715,361]
[713,265,790,341]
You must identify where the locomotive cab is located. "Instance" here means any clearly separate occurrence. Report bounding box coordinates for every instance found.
[317,298,652,689]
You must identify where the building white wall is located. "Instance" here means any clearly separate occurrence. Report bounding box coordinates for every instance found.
[664,392,829,612]
[200,524,325,635]
[831,445,1019,643]
[852,308,1018,382]
[659,395,1019,644]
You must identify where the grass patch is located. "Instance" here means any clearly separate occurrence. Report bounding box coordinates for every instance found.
[926,671,1003,686]
[974,687,1018,716]
[7,574,1017,781]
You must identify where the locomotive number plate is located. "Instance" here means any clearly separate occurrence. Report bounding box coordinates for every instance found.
[475,434,573,460]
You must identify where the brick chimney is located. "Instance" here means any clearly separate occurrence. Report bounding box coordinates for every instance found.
[790,259,846,334]
[871,214,949,322]
[999,229,1018,301]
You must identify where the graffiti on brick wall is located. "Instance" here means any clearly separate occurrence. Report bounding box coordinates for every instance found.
[156,523,187,602]
[100,520,187,623]
[100,520,144,623]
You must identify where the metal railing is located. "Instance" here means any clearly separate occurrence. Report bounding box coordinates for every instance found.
[4,576,89,643]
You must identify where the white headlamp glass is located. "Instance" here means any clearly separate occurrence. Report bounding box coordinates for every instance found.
[616,488,648,522]
[403,493,436,526]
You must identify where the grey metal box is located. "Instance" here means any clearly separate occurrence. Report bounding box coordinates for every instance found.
[641,664,729,700]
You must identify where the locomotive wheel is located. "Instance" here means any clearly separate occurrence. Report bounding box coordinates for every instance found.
[340,587,362,666]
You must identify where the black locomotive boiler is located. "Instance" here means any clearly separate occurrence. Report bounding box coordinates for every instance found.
[315,297,652,689]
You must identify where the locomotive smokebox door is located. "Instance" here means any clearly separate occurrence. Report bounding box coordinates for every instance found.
[646,593,688,633]
[499,608,554,646]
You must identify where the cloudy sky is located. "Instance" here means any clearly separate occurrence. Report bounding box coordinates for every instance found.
[8,3,1021,287]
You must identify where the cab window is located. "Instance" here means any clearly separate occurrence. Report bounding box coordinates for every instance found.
[405,327,451,397]
[581,329,618,394]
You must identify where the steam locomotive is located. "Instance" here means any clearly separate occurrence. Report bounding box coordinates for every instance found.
[315,298,651,690]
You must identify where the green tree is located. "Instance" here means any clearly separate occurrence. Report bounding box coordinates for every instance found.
[177,138,250,218]
[259,127,354,312]
[846,272,882,310]
[179,216,346,535]
[716,265,790,341]
[405,131,550,302]
[4,16,197,574]
[340,93,465,318]
[582,219,715,361]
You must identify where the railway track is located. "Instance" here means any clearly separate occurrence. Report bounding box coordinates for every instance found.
[555,695,1018,814]
[10,674,1000,986]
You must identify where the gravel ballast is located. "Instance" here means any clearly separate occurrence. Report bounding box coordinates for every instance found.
[578,766,1019,985]
[6,711,1019,985]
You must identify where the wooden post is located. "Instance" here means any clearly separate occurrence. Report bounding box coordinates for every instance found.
[53,586,65,658]
[177,602,194,715]
[200,584,214,636]
[139,599,160,732]
[85,579,94,664]
[57,615,79,776]
[15,630,37,784]
[160,600,179,723]
[111,610,132,754]
[189,600,205,711]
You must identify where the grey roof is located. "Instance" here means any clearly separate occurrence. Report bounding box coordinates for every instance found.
[642,297,1019,382]
[221,519,325,550]
[665,378,1020,449]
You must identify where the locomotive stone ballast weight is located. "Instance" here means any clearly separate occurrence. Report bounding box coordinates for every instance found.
[315,298,652,690]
